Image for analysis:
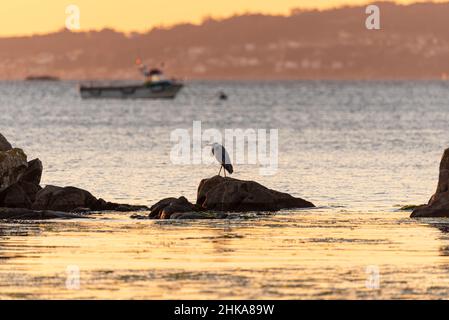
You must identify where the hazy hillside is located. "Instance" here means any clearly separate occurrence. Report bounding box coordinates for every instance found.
[1,1,449,80]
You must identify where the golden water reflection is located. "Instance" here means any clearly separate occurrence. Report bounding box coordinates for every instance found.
[0,209,449,299]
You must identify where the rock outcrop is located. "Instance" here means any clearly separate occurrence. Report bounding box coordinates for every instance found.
[412,148,449,218]
[0,136,44,209]
[146,175,315,219]
[197,175,315,212]
[0,148,28,192]
[0,133,148,218]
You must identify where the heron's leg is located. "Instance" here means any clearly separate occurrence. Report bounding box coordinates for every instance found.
[218,166,223,176]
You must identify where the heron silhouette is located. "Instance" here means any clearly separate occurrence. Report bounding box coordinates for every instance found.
[211,143,233,177]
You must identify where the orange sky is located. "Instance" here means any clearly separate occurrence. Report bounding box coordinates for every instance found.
[0,0,442,37]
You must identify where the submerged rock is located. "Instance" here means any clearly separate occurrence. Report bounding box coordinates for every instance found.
[412,149,449,218]
[197,175,315,212]
[93,198,148,212]
[170,211,228,219]
[0,148,28,193]
[0,207,87,220]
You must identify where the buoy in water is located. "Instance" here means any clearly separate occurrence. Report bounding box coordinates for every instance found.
[218,91,228,100]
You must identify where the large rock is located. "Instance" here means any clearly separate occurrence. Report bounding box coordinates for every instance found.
[31,185,148,212]
[0,148,28,193]
[145,176,315,219]
[197,175,315,212]
[0,134,12,151]
[412,149,449,217]
[0,207,88,220]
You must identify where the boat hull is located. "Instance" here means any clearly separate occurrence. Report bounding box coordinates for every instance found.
[79,83,183,99]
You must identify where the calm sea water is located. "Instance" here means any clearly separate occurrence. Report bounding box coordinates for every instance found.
[1,80,449,299]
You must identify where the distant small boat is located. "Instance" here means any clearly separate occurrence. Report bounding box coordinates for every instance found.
[79,61,183,99]
[25,75,59,81]
[79,80,183,99]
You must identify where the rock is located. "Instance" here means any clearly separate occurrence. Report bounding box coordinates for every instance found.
[0,156,42,209]
[19,181,42,202]
[0,148,28,192]
[20,158,43,185]
[412,149,449,217]
[32,185,98,212]
[0,183,31,208]
[0,134,12,151]
[0,181,41,209]
[93,198,148,212]
[31,185,149,212]
[147,176,315,219]
[0,207,88,220]
[197,175,315,212]
[149,196,201,219]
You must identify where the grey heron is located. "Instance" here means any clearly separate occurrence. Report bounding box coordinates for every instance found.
[211,143,233,177]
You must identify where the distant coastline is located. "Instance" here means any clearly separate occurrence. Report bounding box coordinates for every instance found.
[1,2,449,80]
